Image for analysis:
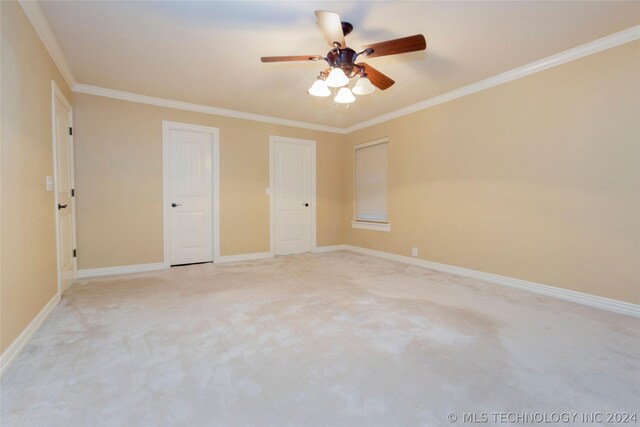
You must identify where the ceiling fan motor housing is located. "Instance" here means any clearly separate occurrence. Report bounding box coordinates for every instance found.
[260,12,425,93]
[325,47,359,76]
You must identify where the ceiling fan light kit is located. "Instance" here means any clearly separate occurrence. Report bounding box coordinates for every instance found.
[261,10,426,107]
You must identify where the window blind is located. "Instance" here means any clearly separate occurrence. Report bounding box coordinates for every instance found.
[355,141,388,223]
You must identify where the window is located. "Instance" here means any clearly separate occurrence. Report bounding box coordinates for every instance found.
[352,138,390,232]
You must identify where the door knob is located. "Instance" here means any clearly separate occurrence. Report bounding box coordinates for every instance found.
[304,203,309,207]
[58,204,68,210]
[171,203,182,208]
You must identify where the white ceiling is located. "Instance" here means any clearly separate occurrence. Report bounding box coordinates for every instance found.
[39,1,640,128]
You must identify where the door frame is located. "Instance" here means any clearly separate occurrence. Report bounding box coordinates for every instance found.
[51,81,77,292]
[269,135,317,255]
[162,120,220,267]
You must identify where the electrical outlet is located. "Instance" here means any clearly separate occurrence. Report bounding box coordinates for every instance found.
[265,187,270,195]
[412,247,418,257]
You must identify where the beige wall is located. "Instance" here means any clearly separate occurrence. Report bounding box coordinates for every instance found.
[0,1,72,352]
[73,94,346,269]
[345,40,640,304]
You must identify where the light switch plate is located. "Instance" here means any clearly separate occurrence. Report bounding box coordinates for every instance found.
[265,187,270,195]
[46,176,54,192]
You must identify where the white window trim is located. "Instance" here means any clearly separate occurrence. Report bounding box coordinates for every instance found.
[352,137,390,232]
[351,221,391,232]
[354,137,388,150]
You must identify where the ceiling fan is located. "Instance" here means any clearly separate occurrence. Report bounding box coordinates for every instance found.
[260,10,427,104]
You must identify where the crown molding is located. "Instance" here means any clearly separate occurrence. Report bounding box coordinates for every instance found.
[19,0,77,89]
[72,84,346,134]
[20,0,343,134]
[24,1,636,137]
[343,25,640,133]
[74,25,638,136]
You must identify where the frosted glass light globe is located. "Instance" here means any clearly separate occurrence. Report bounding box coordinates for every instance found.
[352,76,375,95]
[308,79,330,97]
[325,68,349,88]
[334,87,356,104]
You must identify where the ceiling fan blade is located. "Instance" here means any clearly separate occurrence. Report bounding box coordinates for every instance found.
[315,10,346,48]
[261,55,324,63]
[357,63,395,90]
[361,34,426,58]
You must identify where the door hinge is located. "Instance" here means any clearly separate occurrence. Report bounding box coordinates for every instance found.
[73,249,77,258]
[69,127,73,136]
[71,189,75,197]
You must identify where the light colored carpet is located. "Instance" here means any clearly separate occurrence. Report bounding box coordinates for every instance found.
[1,251,638,426]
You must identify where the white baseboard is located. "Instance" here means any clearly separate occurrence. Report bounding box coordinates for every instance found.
[216,252,274,263]
[312,244,349,253]
[77,262,166,279]
[318,245,639,318]
[75,246,638,317]
[0,291,61,376]
[77,253,278,275]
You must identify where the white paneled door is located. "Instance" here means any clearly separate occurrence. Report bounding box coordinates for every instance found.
[271,137,316,255]
[165,124,216,266]
[53,83,76,292]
